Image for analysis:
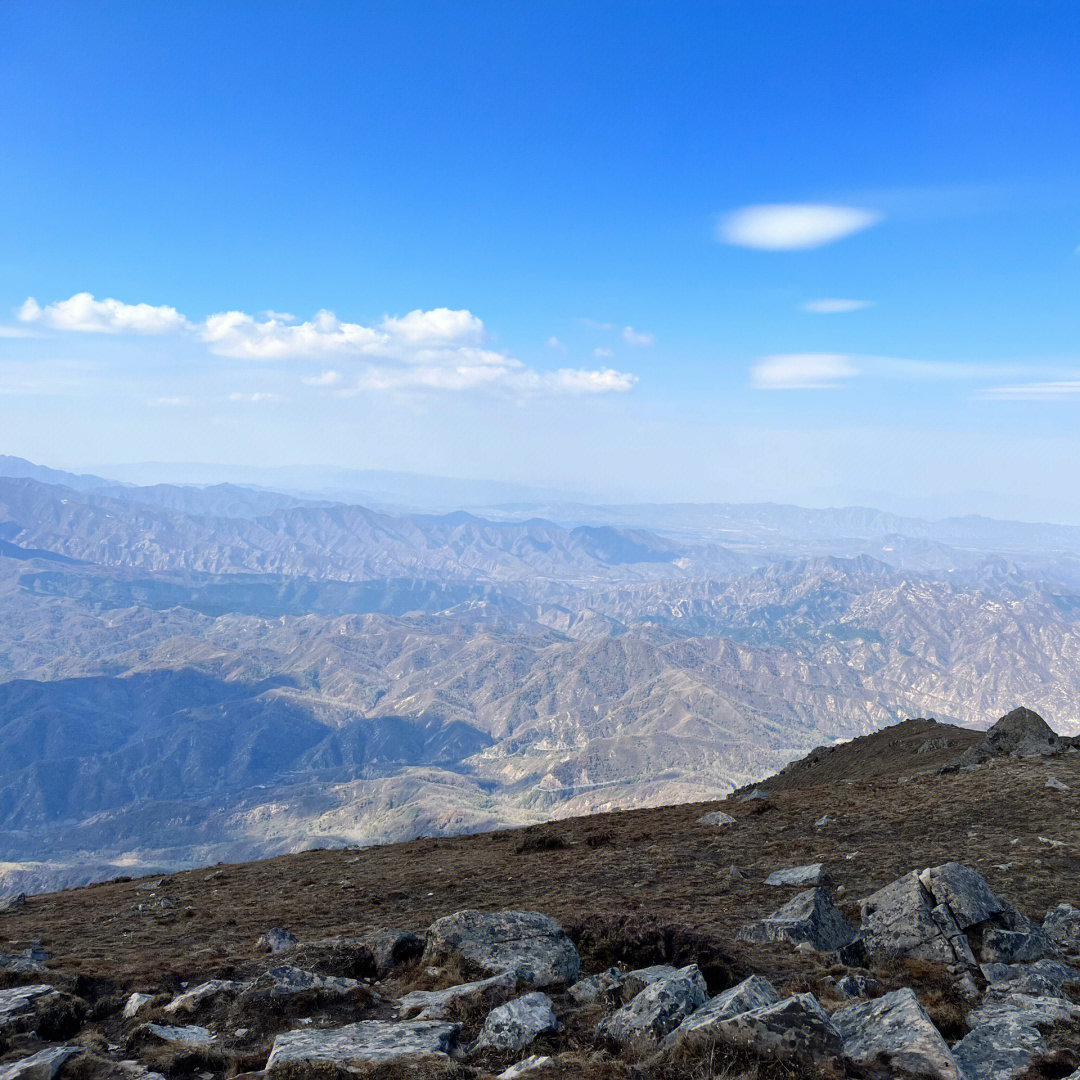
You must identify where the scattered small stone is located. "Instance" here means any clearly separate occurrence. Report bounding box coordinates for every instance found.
[123,992,154,1019]
[257,927,298,954]
[498,1055,554,1079]
[1046,776,1069,791]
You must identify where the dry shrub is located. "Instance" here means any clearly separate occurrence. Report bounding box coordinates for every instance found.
[515,829,568,854]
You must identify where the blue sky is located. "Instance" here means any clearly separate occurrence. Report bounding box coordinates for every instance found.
[2,1,1080,518]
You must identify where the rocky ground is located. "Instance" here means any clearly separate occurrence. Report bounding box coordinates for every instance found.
[0,709,1078,1079]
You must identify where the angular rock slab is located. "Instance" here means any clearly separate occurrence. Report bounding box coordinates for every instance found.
[423,910,580,988]
[0,1046,81,1080]
[709,993,843,1065]
[697,811,736,827]
[669,974,780,1044]
[478,992,558,1052]
[123,992,154,1019]
[920,863,1004,929]
[567,968,627,1005]
[498,1056,554,1079]
[141,1023,214,1046]
[0,985,61,1033]
[860,872,973,964]
[981,958,1078,997]
[254,965,360,998]
[765,863,829,887]
[832,988,962,1080]
[738,888,856,952]
[597,964,707,1044]
[980,908,1055,964]
[398,971,516,1020]
[266,1019,460,1070]
[164,978,242,1014]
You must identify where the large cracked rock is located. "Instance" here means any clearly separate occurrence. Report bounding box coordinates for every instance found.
[423,910,580,988]
[398,971,517,1020]
[266,1019,460,1071]
[738,888,857,952]
[668,974,780,1044]
[706,993,843,1065]
[597,964,707,1044]
[478,992,558,1052]
[858,864,1028,965]
[832,988,961,1080]
[956,707,1063,768]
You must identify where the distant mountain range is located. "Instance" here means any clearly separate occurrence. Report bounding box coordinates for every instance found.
[1,456,1079,893]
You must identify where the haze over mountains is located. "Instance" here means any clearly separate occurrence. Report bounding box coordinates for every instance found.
[2,454,1080,895]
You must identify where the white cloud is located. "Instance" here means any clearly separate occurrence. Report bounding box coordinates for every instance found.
[200,309,383,359]
[548,368,637,393]
[802,298,875,314]
[19,291,636,397]
[546,336,568,353]
[0,325,36,338]
[150,396,193,407]
[593,346,613,358]
[622,326,655,347]
[752,353,859,389]
[20,292,188,333]
[303,369,342,386]
[229,391,281,403]
[718,204,882,250]
[380,307,485,345]
[978,380,1080,401]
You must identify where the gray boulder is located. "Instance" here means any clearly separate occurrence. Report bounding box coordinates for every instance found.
[597,964,707,1044]
[478,992,558,1052]
[706,993,843,1065]
[835,973,878,998]
[738,888,856,953]
[982,958,1079,998]
[0,1047,81,1080]
[979,908,1055,963]
[954,993,1080,1080]
[266,1020,461,1070]
[668,974,779,1044]
[765,863,829,887]
[698,811,735,826]
[398,971,517,1020]
[832,988,961,1080]
[365,928,425,976]
[567,968,626,1005]
[0,947,50,975]
[0,986,61,1034]
[423,910,580,988]
[957,707,1062,767]
[1044,903,1080,953]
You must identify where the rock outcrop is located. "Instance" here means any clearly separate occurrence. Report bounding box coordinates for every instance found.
[477,992,558,1052]
[265,1019,461,1070]
[597,964,708,1043]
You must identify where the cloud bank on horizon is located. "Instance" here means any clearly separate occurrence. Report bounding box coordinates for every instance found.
[16,292,638,396]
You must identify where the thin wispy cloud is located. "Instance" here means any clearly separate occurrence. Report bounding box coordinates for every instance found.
[18,292,637,397]
[802,298,875,314]
[229,391,281,403]
[719,204,882,250]
[752,354,859,389]
[622,326,655,347]
[979,380,1080,401]
[594,346,613,358]
[546,336,568,353]
[579,318,615,331]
